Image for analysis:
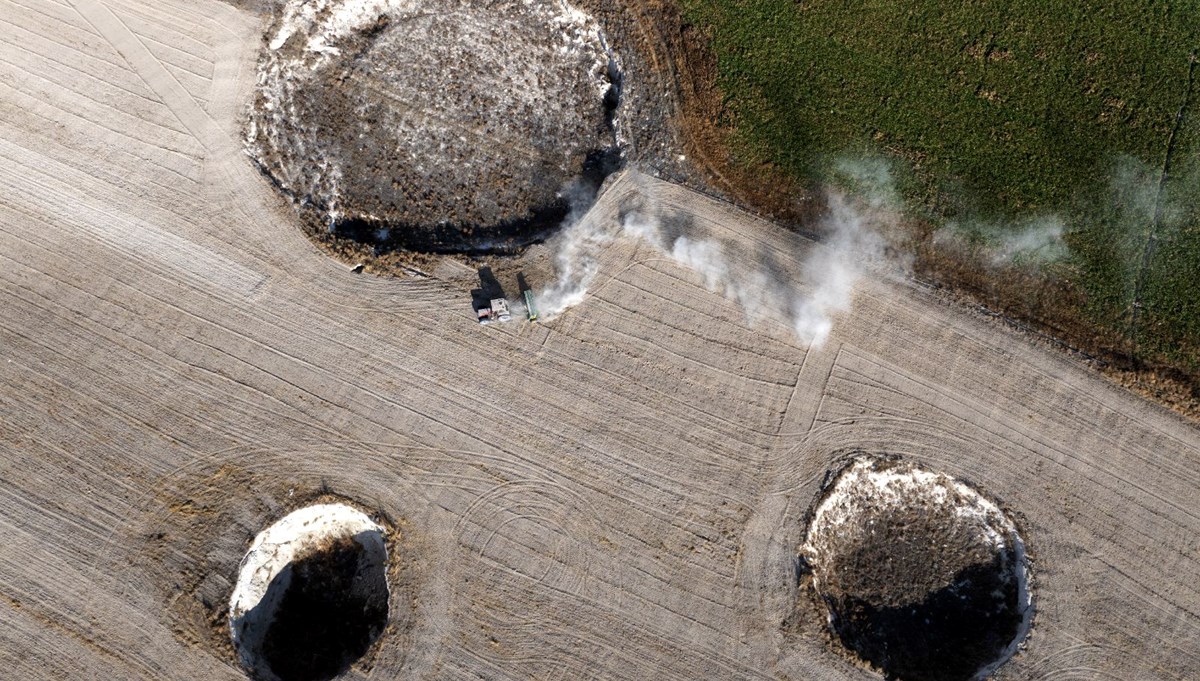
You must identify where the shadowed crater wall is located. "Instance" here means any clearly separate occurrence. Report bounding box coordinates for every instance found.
[254,534,388,681]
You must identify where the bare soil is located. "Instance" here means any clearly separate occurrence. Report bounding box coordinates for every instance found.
[913,238,1200,420]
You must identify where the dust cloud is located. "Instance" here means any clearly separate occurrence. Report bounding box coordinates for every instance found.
[536,181,616,318]
[937,215,1068,266]
[933,154,1199,272]
[537,169,896,347]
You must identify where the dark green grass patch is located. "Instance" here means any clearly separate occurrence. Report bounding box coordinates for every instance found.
[683,0,1200,372]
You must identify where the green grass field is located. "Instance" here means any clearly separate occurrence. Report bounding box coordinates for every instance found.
[682,0,1200,373]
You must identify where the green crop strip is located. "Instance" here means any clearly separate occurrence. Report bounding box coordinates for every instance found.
[683,0,1200,372]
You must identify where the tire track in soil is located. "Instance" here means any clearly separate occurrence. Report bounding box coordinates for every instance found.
[5,8,1200,673]
[1128,52,1197,363]
[65,0,219,149]
[450,476,613,672]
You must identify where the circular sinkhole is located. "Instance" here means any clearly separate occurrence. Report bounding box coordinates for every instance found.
[248,0,623,253]
[800,457,1033,681]
[229,503,389,681]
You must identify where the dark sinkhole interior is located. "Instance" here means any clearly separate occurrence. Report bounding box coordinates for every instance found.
[824,549,1023,681]
[239,533,388,681]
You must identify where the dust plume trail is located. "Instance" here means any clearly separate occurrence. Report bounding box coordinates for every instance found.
[787,191,891,345]
[538,170,896,347]
[536,181,616,318]
[936,216,1068,267]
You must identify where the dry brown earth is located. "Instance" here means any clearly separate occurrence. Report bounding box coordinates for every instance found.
[2,1,1200,680]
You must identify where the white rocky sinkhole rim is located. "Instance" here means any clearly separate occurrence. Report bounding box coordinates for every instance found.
[228,503,389,679]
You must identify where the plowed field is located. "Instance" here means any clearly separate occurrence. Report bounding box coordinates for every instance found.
[1,1,1198,679]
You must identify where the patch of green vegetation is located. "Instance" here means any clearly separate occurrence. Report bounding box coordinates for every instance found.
[683,0,1200,371]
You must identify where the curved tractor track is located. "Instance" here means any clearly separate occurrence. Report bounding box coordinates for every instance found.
[1,0,1199,680]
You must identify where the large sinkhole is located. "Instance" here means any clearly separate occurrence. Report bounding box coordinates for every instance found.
[248,0,623,253]
[230,504,389,681]
[800,458,1033,681]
